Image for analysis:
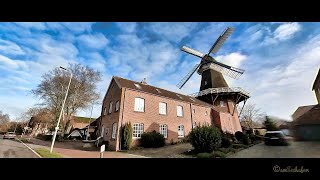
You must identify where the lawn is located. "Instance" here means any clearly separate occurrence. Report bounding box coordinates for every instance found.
[35,148,64,158]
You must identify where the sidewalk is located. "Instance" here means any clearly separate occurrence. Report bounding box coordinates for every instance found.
[23,137,147,158]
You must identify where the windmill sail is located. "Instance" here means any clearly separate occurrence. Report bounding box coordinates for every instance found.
[208,27,234,54]
[210,60,244,79]
[177,63,201,89]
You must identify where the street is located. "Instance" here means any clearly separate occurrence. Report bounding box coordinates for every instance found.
[0,138,38,158]
[229,141,320,158]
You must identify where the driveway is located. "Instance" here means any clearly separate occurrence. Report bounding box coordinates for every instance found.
[229,141,320,158]
[0,139,38,158]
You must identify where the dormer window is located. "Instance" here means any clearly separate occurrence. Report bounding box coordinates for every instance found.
[134,83,141,89]
[156,89,161,93]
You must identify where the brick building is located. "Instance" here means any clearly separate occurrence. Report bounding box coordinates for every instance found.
[98,76,244,151]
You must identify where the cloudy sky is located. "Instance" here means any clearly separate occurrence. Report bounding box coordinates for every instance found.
[0,22,319,121]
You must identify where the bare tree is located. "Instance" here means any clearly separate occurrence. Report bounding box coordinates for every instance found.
[238,103,265,129]
[32,63,101,136]
[0,110,10,125]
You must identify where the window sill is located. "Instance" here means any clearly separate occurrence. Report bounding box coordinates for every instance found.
[159,113,167,116]
[134,111,145,113]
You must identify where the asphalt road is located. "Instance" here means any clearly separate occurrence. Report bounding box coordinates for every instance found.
[0,137,39,158]
[229,141,320,158]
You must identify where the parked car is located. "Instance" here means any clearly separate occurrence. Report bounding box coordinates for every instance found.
[264,131,290,145]
[3,132,17,139]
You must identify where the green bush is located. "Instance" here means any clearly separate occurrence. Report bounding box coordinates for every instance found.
[213,151,226,158]
[218,147,237,154]
[197,153,213,158]
[235,131,244,141]
[221,136,232,148]
[189,125,222,153]
[242,134,251,145]
[121,122,133,150]
[140,131,165,148]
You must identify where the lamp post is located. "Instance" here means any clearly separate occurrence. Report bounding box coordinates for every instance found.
[50,66,73,153]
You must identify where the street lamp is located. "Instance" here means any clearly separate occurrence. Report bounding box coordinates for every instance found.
[50,66,73,153]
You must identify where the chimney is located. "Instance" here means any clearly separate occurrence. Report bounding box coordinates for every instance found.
[141,78,147,85]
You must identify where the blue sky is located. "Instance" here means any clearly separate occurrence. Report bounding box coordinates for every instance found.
[0,22,319,120]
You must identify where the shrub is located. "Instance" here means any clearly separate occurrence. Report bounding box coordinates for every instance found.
[232,144,248,149]
[212,151,226,158]
[221,136,232,148]
[235,131,244,141]
[121,122,133,150]
[189,125,222,153]
[197,153,213,158]
[242,134,251,145]
[140,131,165,148]
[219,147,237,154]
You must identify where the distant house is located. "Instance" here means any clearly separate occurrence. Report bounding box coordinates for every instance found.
[28,115,95,137]
[240,121,266,135]
[67,116,100,140]
[292,68,320,140]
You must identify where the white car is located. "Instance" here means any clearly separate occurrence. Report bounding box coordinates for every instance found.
[3,132,16,139]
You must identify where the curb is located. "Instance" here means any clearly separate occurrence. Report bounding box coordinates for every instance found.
[16,138,42,158]
[126,153,150,158]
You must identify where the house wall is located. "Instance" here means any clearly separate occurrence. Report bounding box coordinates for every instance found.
[121,88,212,148]
[315,88,320,104]
[100,80,122,151]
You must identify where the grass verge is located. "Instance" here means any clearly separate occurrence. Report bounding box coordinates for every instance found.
[35,148,64,158]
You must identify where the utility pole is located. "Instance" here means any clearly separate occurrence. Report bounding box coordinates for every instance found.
[50,66,72,153]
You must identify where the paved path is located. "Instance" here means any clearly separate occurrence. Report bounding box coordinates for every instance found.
[229,141,320,158]
[0,139,38,158]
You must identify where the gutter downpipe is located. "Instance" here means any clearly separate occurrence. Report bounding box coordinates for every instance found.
[118,88,126,151]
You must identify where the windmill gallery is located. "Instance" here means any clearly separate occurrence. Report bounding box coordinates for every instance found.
[98,27,250,151]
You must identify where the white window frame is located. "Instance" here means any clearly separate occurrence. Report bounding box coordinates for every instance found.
[159,102,167,115]
[108,101,113,114]
[220,101,225,107]
[134,98,145,112]
[178,125,184,138]
[177,105,183,117]
[112,123,117,139]
[103,107,107,116]
[160,124,168,138]
[115,101,120,112]
[133,123,144,138]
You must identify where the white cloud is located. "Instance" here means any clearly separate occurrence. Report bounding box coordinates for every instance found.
[215,52,247,68]
[233,34,320,120]
[15,22,47,30]
[0,39,25,55]
[0,55,27,70]
[116,22,137,33]
[262,22,301,46]
[274,22,301,40]
[77,33,109,50]
[147,22,198,42]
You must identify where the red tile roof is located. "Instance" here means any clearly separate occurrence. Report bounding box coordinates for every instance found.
[293,104,320,125]
[113,76,213,108]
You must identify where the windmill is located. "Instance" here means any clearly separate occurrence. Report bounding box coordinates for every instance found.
[178,27,250,117]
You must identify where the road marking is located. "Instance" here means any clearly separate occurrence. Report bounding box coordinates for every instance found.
[16,138,42,158]
[125,153,149,158]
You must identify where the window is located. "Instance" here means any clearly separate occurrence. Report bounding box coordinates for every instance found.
[178,125,184,138]
[193,109,195,113]
[108,101,113,114]
[160,124,168,138]
[220,101,225,107]
[177,105,183,117]
[134,98,145,112]
[134,83,141,89]
[159,102,167,115]
[115,101,120,112]
[133,123,144,138]
[156,88,161,93]
[103,107,107,116]
[205,111,208,116]
[112,123,117,139]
